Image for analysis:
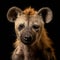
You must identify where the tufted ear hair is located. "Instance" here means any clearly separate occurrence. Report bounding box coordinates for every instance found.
[7,6,22,22]
[37,7,53,23]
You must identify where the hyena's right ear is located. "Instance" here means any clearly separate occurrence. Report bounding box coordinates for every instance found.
[7,6,22,22]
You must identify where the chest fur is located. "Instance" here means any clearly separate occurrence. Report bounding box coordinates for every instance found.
[12,45,44,60]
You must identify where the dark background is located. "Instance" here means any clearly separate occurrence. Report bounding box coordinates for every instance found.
[0,0,59,60]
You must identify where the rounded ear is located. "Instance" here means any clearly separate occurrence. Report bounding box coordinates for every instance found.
[7,6,22,22]
[38,7,53,23]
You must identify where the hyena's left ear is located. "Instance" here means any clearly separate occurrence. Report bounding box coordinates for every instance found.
[7,6,22,22]
[38,7,53,23]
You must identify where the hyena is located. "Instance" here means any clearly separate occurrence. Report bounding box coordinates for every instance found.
[7,6,56,60]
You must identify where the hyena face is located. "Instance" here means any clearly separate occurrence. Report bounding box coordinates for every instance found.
[15,14,43,45]
[7,7,53,45]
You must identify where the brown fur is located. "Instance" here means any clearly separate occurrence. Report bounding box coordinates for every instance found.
[7,6,56,60]
[13,26,56,60]
[23,7,37,15]
[14,27,51,48]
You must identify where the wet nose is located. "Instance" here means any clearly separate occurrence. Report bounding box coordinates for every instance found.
[24,35,32,41]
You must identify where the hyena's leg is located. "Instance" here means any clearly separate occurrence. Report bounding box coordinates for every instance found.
[12,46,24,60]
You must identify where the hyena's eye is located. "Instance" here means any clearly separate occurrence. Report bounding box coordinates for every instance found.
[18,24,25,31]
[32,25,39,29]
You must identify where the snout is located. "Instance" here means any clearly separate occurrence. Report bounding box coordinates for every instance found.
[20,31,35,45]
[24,34,32,42]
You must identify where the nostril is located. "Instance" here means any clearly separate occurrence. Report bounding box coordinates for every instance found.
[24,36,29,40]
[24,36,32,41]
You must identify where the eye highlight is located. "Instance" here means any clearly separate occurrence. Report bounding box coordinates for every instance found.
[18,24,25,31]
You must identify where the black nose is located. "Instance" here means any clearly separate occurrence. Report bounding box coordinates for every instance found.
[24,35,32,41]
[20,31,35,45]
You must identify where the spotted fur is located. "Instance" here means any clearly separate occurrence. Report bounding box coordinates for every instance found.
[7,6,56,60]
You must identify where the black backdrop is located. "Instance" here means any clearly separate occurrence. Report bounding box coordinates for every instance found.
[0,0,59,60]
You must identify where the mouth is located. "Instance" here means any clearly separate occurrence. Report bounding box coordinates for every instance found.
[21,40,33,45]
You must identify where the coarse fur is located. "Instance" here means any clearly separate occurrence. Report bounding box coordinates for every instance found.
[13,27,56,60]
[7,6,56,60]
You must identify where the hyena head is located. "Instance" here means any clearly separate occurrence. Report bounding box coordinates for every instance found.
[7,6,53,45]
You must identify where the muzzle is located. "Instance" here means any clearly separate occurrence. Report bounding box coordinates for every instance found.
[20,30,35,45]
